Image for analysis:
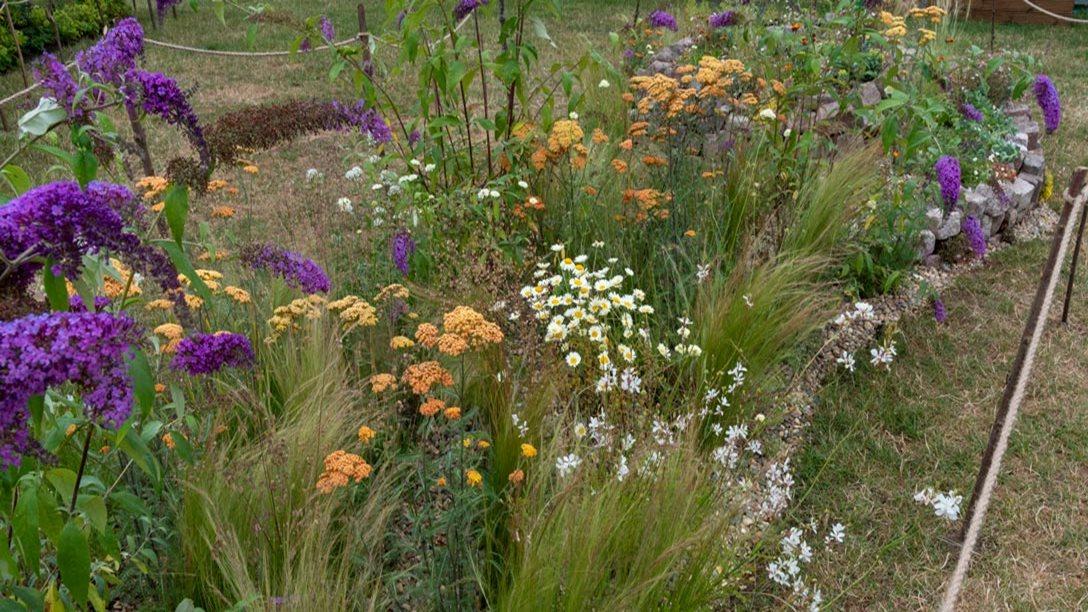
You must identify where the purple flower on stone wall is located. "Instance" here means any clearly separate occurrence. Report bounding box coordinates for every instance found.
[932,297,947,323]
[709,11,737,28]
[240,243,331,294]
[962,215,986,259]
[171,332,255,375]
[1033,74,1061,134]
[0,312,139,466]
[960,103,983,122]
[391,230,416,276]
[935,155,961,208]
[648,10,679,31]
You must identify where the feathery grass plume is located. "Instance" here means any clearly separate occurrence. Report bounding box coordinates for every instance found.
[780,146,882,259]
[696,255,837,401]
[177,319,392,608]
[498,440,747,608]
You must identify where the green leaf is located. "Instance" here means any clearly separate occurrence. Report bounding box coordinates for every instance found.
[42,261,70,312]
[72,149,98,188]
[57,520,90,607]
[163,185,189,247]
[17,98,66,139]
[1,164,31,195]
[45,468,77,503]
[127,349,155,419]
[118,428,162,492]
[76,496,108,534]
[13,484,39,575]
[154,240,212,302]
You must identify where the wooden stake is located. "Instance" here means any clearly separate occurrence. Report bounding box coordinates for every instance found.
[3,1,29,87]
[1061,202,1088,324]
[959,167,1088,542]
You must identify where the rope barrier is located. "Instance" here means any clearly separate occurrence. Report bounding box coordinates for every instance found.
[142,35,358,57]
[939,169,1088,611]
[1019,0,1088,24]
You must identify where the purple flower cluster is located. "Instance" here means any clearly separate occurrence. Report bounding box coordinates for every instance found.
[648,10,678,31]
[156,0,183,19]
[1033,74,1061,134]
[0,312,139,466]
[962,215,986,259]
[124,69,210,172]
[171,332,255,375]
[391,230,416,276]
[35,53,91,123]
[319,16,335,41]
[453,0,488,20]
[241,243,331,294]
[0,181,142,292]
[960,102,983,122]
[333,100,393,143]
[76,17,144,86]
[709,11,737,28]
[932,297,947,324]
[934,155,961,208]
[69,295,112,312]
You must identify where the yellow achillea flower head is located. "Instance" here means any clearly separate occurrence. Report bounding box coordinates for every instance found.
[374,283,410,302]
[437,333,469,356]
[415,323,440,348]
[403,361,454,395]
[443,406,462,420]
[184,294,204,310]
[211,206,236,219]
[465,469,483,487]
[520,443,537,458]
[327,295,378,332]
[369,373,398,393]
[315,450,372,493]
[358,425,376,444]
[242,165,259,175]
[442,306,504,348]
[390,335,415,350]
[224,286,251,304]
[145,298,174,311]
[154,323,184,353]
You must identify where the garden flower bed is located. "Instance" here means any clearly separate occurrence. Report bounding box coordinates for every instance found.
[0,1,1070,609]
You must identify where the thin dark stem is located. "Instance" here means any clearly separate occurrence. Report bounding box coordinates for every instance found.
[124,104,155,177]
[473,11,494,176]
[70,426,94,513]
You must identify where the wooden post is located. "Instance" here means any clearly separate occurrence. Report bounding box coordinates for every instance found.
[959,167,1088,542]
[357,2,371,66]
[46,0,63,56]
[0,106,10,132]
[1061,192,1088,324]
[145,0,156,29]
[3,1,29,87]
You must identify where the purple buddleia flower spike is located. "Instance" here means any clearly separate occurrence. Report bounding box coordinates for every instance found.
[76,17,144,86]
[0,312,140,466]
[932,297,947,324]
[171,332,255,375]
[935,156,961,208]
[962,216,986,259]
[240,243,331,293]
[319,16,335,41]
[648,10,679,31]
[124,69,211,174]
[333,100,393,143]
[391,230,416,276]
[1033,74,1061,134]
[960,103,983,122]
[34,54,91,123]
[453,0,488,20]
[709,11,737,28]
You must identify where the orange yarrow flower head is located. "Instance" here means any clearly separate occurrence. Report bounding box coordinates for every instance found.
[315,450,372,493]
[443,406,462,420]
[442,306,504,349]
[419,397,446,417]
[403,361,454,395]
[369,373,398,393]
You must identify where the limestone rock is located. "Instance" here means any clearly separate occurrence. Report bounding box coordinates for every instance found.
[859,81,882,107]
[965,184,993,218]
[916,230,936,260]
[936,209,963,240]
[1022,151,1045,175]
[925,206,944,233]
